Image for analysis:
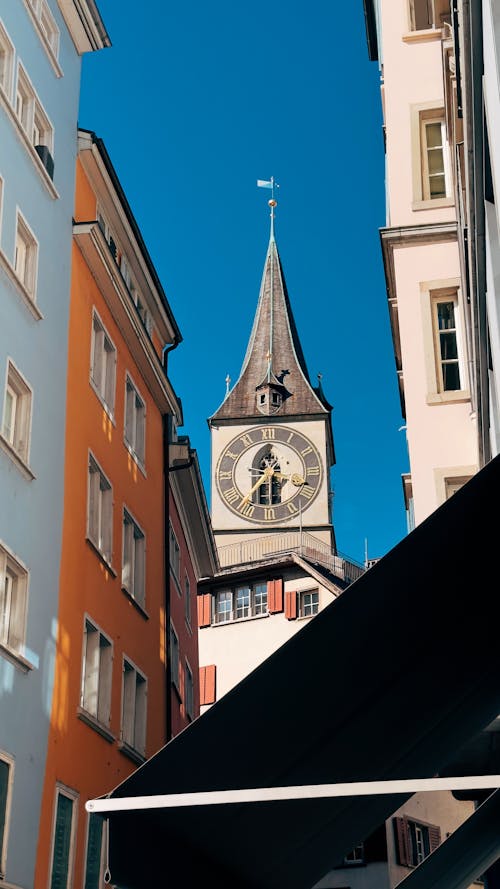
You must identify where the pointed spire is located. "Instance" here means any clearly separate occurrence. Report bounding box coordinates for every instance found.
[210,229,329,422]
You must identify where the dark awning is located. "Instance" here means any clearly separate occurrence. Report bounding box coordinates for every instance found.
[99,455,500,889]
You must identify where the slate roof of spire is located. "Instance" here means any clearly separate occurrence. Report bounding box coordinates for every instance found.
[210,236,331,422]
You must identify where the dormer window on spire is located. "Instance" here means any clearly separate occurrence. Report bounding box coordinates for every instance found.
[256,382,286,415]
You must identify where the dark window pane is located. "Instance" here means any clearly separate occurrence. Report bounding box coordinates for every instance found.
[443,362,461,390]
[437,302,455,329]
[51,793,73,889]
[0,760,9,861]
[440,332,458,359]
[84,815,103,889]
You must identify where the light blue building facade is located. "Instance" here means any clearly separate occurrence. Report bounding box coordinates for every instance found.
[0,2,108,886]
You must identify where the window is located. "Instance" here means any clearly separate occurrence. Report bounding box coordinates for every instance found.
[0,543,28,656]
[14,212,38,297]
[445,476,471,498]
[124,376,145,464]
[1,361,32,463]
[39,1,59,57]
[49,785,78,889]
[87,455,113,563]
[215,590,232,623]
[83,814,105,889]
[394,816,441,868]
[432,295,461,391]
[0,22,14,99]
[121,658,147,756]
[409,0,451,30]
[235,585,250,619]
[15,65,54,177]
[344,842,364,865]
[185,660,194,720]
[421,279,468,403]
[169,622,179,690]
[300,589,319,617]
[411,105,452,208]
[257,451,282,504]
[81,618,112,726]
[122,510,145,607]
[0,752,13,878]
[215,583,268,623]
[90,311,116,413]
[421,113,449,200]
[185,574,191,626]
[169,523,180,583]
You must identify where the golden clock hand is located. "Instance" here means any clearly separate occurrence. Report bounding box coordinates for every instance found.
[241,467,273,504]
[291,473,305,486]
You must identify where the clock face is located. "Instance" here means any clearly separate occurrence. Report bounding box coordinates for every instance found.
[215,425,323,524]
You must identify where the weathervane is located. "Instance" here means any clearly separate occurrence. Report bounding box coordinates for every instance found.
[257,177,280,235]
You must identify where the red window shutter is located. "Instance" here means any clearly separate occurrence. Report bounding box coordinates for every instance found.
[393,817,411,867]
[197,593,211,628]
[428,824,441,853]
[268,579,283,613]
[199,665,216,706]
[285,590,297,620]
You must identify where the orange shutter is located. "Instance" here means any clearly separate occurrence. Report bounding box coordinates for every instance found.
[285,590,297,620]
[199,665,216,705]
[197,593,211,628]
[393,817,411,866]
[268,578,284,613]
[428,824,441,853]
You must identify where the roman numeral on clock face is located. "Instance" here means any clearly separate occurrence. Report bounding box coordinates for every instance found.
[224,487,239,505]
[219,471,232,480]
[300,485,315,500]
[238,502,255,517]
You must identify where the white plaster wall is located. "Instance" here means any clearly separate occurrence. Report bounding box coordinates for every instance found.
[381,0,457,228]
[393,241,478,524]
[199,576,335,713]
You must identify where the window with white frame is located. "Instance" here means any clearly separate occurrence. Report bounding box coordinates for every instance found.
[0,21,14,99]
[300,589,319,618]
[169,622,179,690]
[432,293,462,391]
[81,617,112,726]
[90,311,116,414]
[421,111,449,200]
[122,509,145,607]
[15,65,54,165]
[0,752,13,879]
[215,589,232,623]
[185,660,194,720]
[49,784,78,889]
[1,361,32,463]
[0,543,28,656]
[83,813,105,889]
[39,1,60,57]
[185,573,191,626]
[87,454,113,563]
[124,376,145,464]
[169,523,180,583]
[14,212,38,297]
[215,582,268,623]
[121,658,147,755]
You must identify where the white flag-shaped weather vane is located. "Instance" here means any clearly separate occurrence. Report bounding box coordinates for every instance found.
[257,177,279,200]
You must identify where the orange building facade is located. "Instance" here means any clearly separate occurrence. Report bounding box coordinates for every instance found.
[34,129,200,888]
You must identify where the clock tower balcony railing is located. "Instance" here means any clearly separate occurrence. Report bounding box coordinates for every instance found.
[216,531,365,585]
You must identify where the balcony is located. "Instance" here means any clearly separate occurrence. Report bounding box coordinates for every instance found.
[217,530,365,585]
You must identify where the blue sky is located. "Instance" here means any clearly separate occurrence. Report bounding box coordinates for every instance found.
[79,1,409,564]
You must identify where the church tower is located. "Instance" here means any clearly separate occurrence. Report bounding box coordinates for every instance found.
[209,201,336,557]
